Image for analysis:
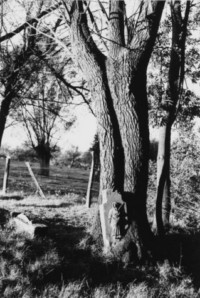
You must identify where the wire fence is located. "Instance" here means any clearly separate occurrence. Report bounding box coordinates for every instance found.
[0,158,99,198]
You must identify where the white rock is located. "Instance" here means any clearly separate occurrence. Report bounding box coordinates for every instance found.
[10,213,48,238]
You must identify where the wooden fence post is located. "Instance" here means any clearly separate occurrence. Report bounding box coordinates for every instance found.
[25,162,45,199]
[86,151,95,208]
[2,156,11,194]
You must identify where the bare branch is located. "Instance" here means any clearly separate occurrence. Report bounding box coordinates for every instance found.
[34,51,95,116]
[0,1,62,43]
[131,0,166,70]
[70,0,106,80]
[97,0,108,21]
[87,5,108,51]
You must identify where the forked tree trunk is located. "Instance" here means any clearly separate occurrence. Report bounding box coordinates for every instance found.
[70,0,165,260]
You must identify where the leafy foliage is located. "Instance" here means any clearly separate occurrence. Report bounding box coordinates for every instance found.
[170,129,200,229]
[10,146,37,162]
[148,1,200,128]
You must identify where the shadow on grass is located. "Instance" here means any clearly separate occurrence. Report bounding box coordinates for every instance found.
[30,215,200,291]
[47,222,200,290]
[22,210,200,291]
[2,212,200,296]
[26,216,160,291]
[153,231,200,288]
[18,202,74,208]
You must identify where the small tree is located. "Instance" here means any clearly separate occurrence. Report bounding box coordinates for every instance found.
[149,0,191,234]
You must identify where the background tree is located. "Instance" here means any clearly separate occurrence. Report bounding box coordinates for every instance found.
[0,0,88,149]
[66,146,81,168]
[0,29,38,146]
[18,67,74,176]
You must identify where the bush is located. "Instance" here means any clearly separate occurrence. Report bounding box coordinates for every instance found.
[170,130,200,229]
[10,147,37,162]
[147,128,200,231]
[54,149,93,169]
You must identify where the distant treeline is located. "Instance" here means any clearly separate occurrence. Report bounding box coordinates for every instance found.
[0,140,158,165]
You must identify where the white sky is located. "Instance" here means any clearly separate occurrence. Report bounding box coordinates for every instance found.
[58,104,97,152]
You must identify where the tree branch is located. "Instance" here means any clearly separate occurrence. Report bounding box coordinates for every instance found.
[0,1,62,43]
[179,0,191,89]
[34,51,95,116]
[87,5,108,52]
[108,0,125,58]
[170,0,191,121]
[70,0,106,80]
[130,0,166,70]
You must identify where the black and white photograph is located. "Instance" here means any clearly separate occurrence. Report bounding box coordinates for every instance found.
[0,0,200,297]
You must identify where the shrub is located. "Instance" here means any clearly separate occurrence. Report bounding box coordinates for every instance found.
[170,130,200,229]
[10,147,37,162]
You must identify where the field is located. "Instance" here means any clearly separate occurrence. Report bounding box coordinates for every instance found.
[0,159,200,297]
[0,159,99,198]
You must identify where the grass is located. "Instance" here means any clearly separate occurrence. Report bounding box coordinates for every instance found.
[0,160,199,296]
[0,194,199,297]
[0,159,99,197]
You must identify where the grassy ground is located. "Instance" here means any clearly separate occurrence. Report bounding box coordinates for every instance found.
[0,194,199,297]
[0,159,99,197]
[0,160,200,297]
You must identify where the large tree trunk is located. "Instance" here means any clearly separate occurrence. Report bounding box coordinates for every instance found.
[70,0,165,261]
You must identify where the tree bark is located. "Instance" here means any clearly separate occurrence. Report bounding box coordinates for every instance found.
[0,15,40,147]
[70,0,165,260]
[0,54,31,147]
[154,120,172,232]
[34,142,51,177]
[154,124,171,235]
[38,157,50,177]
[0,92,13,146]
